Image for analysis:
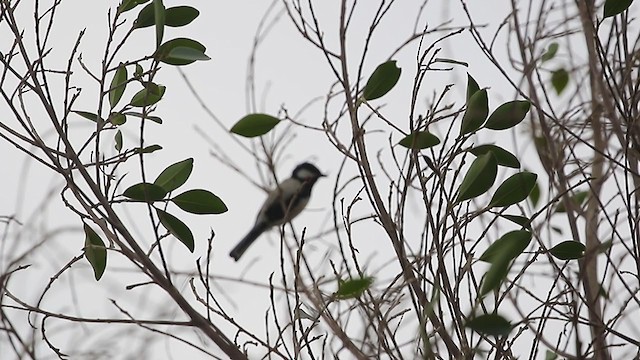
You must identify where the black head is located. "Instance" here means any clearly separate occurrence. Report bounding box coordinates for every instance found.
[292,162,324,182]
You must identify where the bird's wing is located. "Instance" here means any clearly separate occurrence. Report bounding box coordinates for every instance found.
[256,178,306,226]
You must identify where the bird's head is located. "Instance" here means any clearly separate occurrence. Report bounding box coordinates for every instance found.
[292,162,325,182]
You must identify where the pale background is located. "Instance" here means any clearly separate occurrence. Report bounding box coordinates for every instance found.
[0,1,571,358]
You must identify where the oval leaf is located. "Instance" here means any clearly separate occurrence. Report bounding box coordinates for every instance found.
[500,214,532,230]
[134,64,144,78]
[166,46,210,63]
[115,130,123,152]
[480,257,511,296]
[156,209,194,252]
[529,179,541,207]
[154,37,207,66]
[123,182,167,202]
[489,172,538,208]
[109,112,127,126]
[230,113,280,137]
[551,68,569,95]
[485,101,531,130]
[165,6,199,27]
[73,110,102,123]
[456,152,497,203]
[172,189,227,215]
[336,277,374,299]
[154,158,193,192]
[466,73,480,101]
[541,42,559,62]
[134,2,155,28]
[466,314,513,336]
[136,5,199,28]
[126,112,163,124]
[398,131,440,149]
[603,0,634,18]
[469,144,520,168]
[130,83,165,107]
[134,144,163,154]
[118,0,150,13]
[83,224,107,281]
[154,0,165,48]
[362,60,401,101]
[109,64,128,108]
[479,230,532,263]
[460,89,488,135]
[549,241,585,260]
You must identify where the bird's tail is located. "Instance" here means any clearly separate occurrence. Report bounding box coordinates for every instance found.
[230,222,268,261]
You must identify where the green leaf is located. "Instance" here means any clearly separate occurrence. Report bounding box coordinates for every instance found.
[466,314,513,337]
[83,224,107,281]
[469,144,520,168]
[549,241,585,260]
[541,42,559,62]
[551,68,569,95]
[147,116,162,124]
[555,190,589,213]
[598,239,613,254]
[135,5,199,28]
[598,285,609,299]
[109,64,128,109]
[489,172,538,208]
[156,209,194,252]
[134,3,155,28]
[456,153,497,203]
[603,0,634,18]
[166,46,210,62]
[485,101,531,130]
[545,350,559,360]
[134,144,163,154]
[115,130,123,152]
[529,179,541,207]
[460,89,488,135]
[362,60,401,101]
[480,257,511,296]
[479,230,532,263]
[466,73,480,101]
[154,158,193,193]
[118,0,150,13]
[172,189,228,214]
[126,112,163,124]
[154,0,165,48]
[230,113,280,137]
[336,277,374,299]
[500,214,531,229]
[398,131,440,149]
[123,182,167,202]
[134,64,144,78]
[154,38,207,66]
[74,111,102,123]
[109,112,127,126]
[165,6,199,26]
[130,83,165,107]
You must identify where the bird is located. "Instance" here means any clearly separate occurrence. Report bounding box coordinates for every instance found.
[229,162,325,261]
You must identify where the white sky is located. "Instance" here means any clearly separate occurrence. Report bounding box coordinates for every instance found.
[3,0,622,358]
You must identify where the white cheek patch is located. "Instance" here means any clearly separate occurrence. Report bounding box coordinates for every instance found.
[296,168,317,180]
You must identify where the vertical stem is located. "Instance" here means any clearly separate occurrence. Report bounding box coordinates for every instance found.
[575,1,610,358]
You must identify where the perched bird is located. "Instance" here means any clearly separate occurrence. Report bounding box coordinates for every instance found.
[230,162,325,261]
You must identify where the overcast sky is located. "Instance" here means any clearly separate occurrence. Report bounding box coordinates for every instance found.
[0,1,567,358]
